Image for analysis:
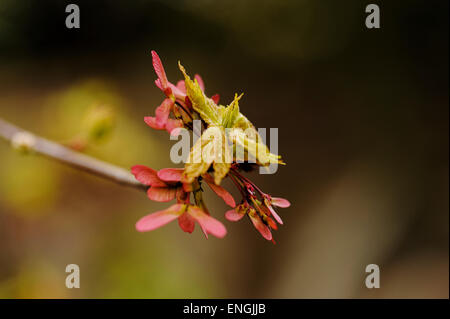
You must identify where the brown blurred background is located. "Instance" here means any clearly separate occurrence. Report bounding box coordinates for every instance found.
[0,0,448,298]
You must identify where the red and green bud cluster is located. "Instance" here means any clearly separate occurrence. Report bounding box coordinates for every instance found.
[131,51,290,243]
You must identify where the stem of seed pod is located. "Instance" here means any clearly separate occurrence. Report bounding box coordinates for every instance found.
[230,167,265,197]
[175,101,194,121]
[228,173,246,198]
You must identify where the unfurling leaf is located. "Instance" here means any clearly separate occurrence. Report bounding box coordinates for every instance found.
[221,93,243,128]
[227,128,282,166]
[183,126,232,184]
[178,62,220,126]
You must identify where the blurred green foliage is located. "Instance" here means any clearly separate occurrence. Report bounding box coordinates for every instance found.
[0,151,60,217]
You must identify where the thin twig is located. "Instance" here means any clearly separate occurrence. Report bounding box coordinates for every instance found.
[0,117,147,191]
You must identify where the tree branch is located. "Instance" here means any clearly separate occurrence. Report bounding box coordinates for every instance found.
[0,117,147,191]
